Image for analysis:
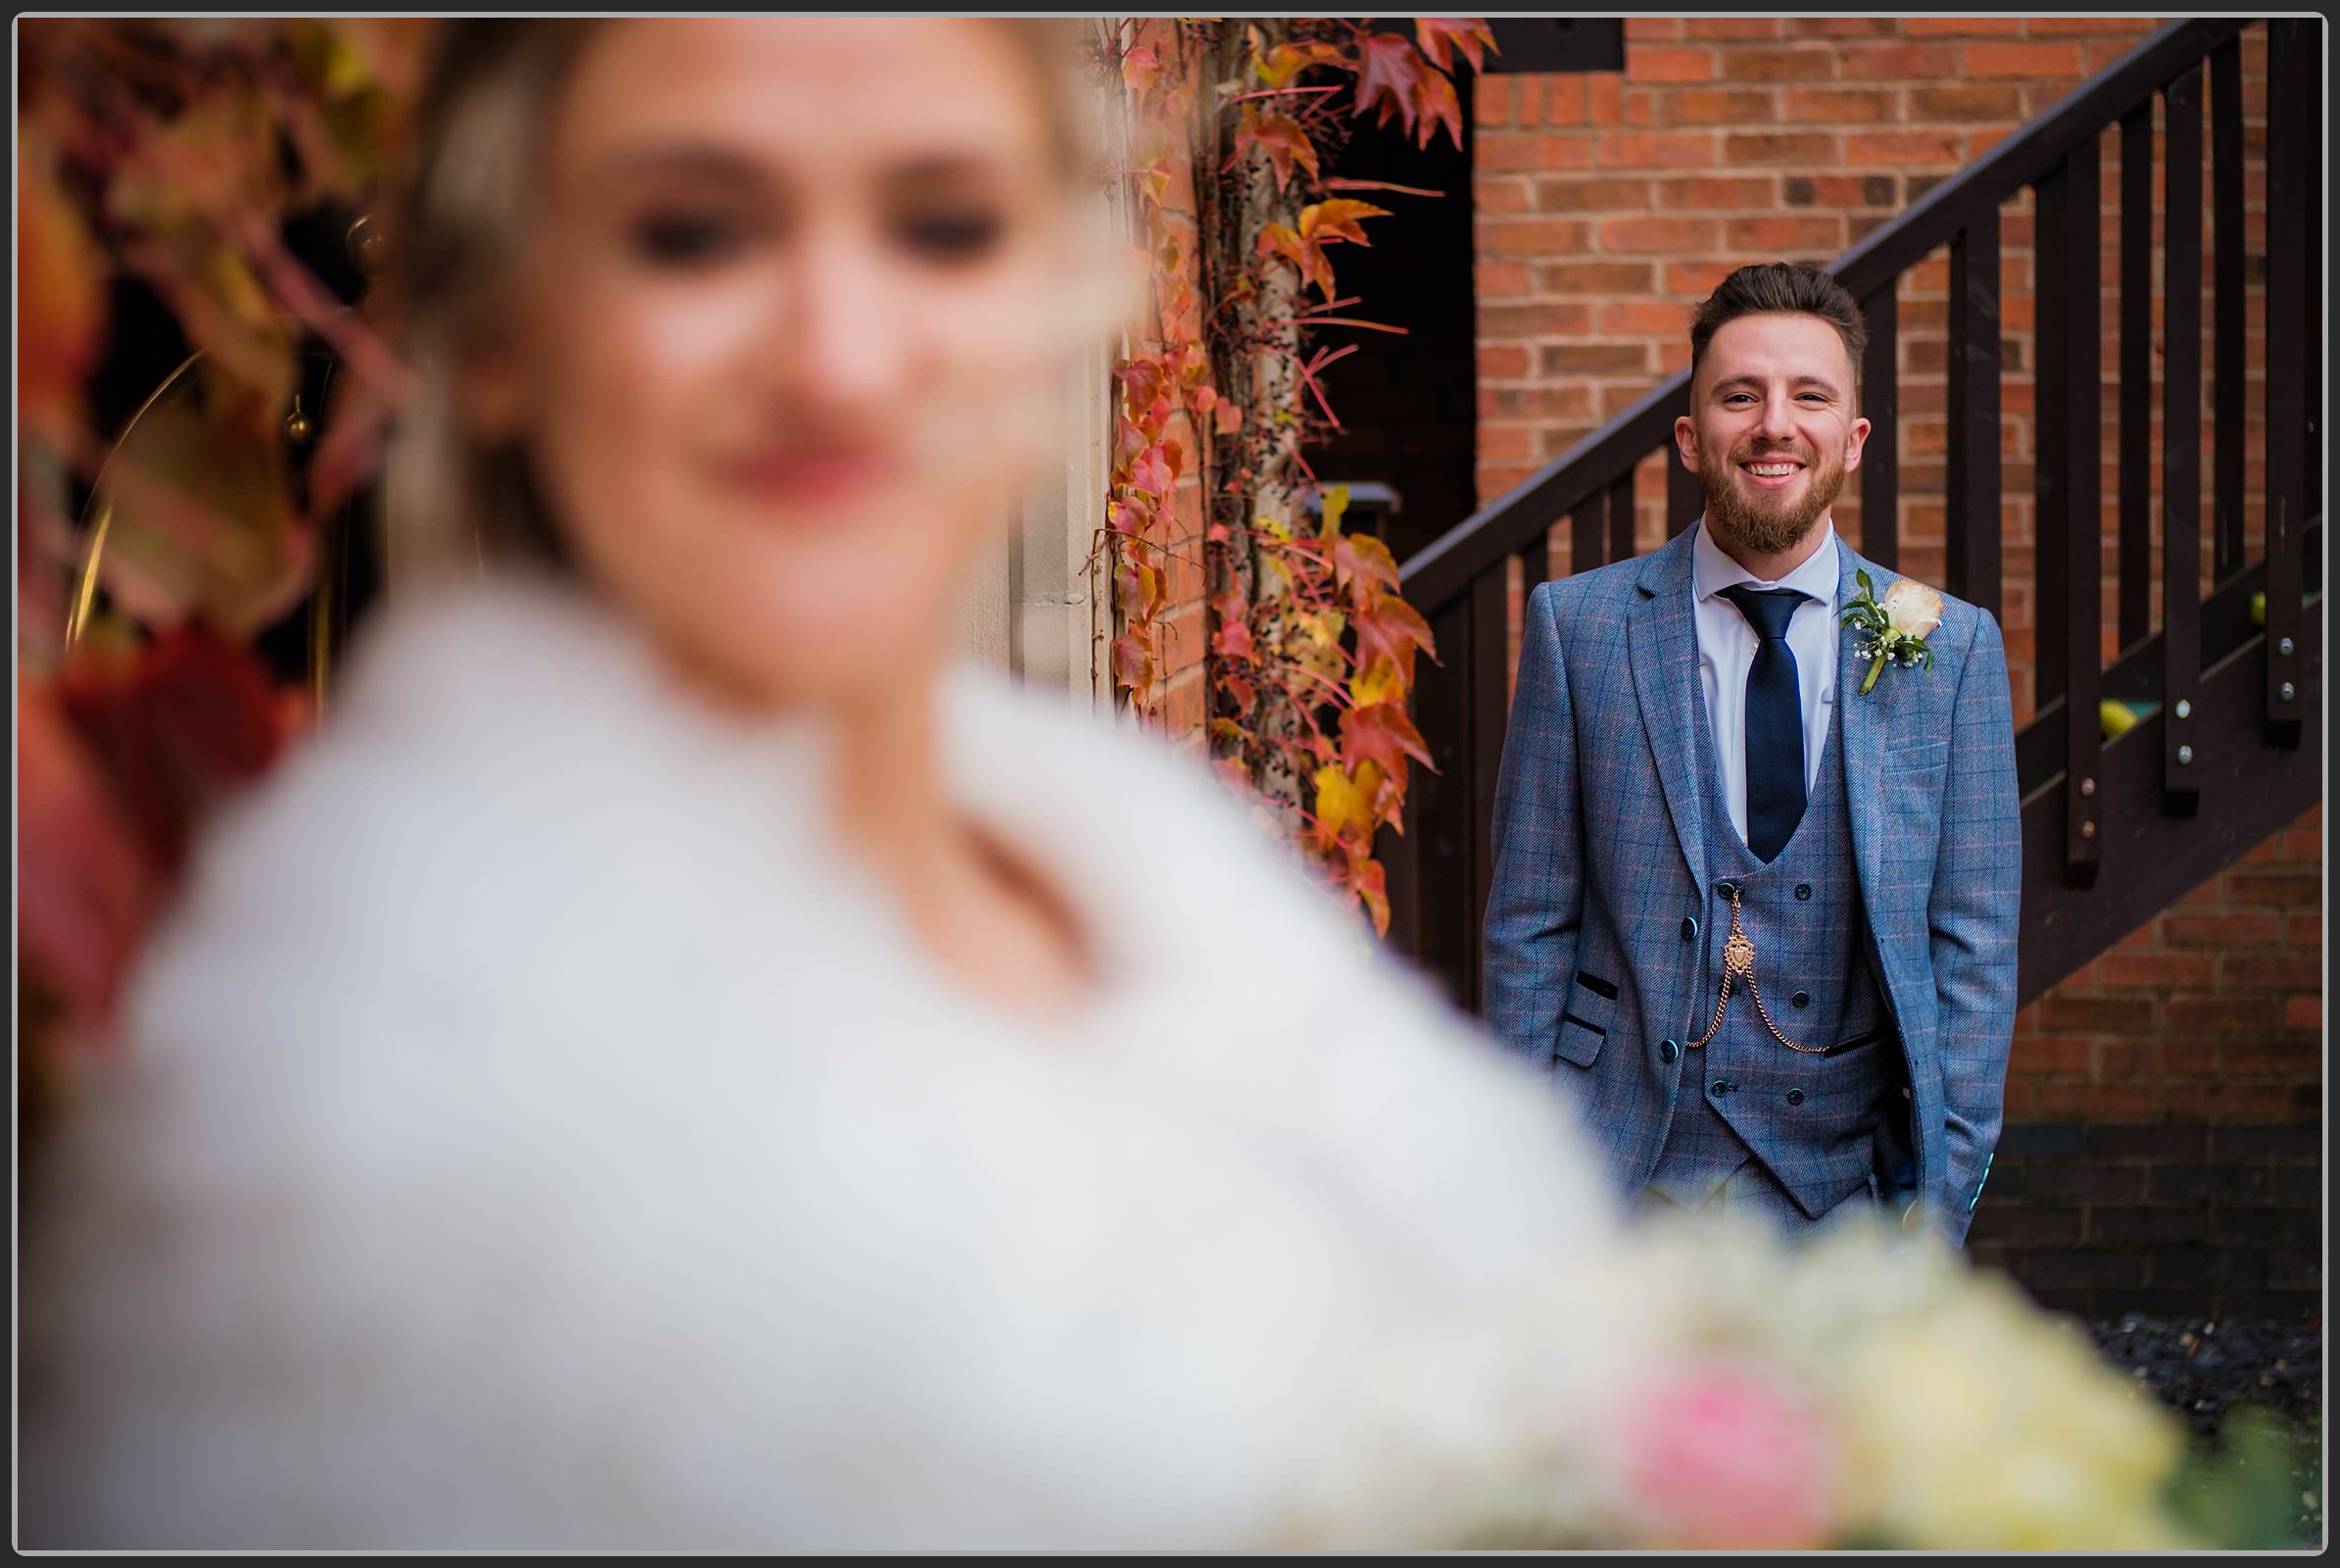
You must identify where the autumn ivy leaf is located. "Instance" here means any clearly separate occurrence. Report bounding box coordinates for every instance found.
[1332,530,1401,601]
[1220,671,1257,716]
[1162,436,1187,481]
[1351,855,1391,937]
[1350,656,1406,708]
[1214,400,1244,435]
[1212,616,1257,664]
[1413,19,1498,74]
[1254,38,1349,91]
[1112,633,1156,693]
[1236,105,1320,193]
[1131,443,1174,498]
[1314,759,1386,842]
[1318,482,1351,540]
[1301,198,1392,247]
[1353,31,1425,137]
[1412,65,1464,151]
[1354,594,1437,686]
[19,127,108,447]
[1341,700,1435,781]
[1122,43,1162,95]
[18,681,155,1028]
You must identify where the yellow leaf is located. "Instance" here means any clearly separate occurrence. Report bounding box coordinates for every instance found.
[1350,657,1405,708]
[1313,760,1385,841]
[1319,482,1350,539]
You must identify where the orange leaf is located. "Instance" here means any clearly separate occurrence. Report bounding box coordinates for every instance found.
[1331,531,1402,601]
[1354,594,1437,687]
[19,129,108,447]
[1301,198,1392,247]
[1413,19,1497,74]
[1413,66,1464,151]
[1341,701,1434,781]
[1235,106,1321,193]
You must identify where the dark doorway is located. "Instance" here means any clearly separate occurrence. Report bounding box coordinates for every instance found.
[1305,64,1478,564]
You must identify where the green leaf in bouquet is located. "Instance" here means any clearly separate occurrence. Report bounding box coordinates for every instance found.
[2162,1403,2320,1548]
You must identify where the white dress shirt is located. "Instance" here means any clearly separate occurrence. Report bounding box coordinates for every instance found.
[1690,515,1841,849]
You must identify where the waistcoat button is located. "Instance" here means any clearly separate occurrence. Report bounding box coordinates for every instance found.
[1716,879,1739,898]
[1709,1079,1731,1097]
[1786,1089,1805,1105]
[1791,990,1811,1008]
[1659,1039,1681,1063]
[1794,883,1813,901]
[1681,916,1698,943]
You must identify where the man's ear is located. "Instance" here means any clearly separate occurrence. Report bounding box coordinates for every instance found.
[1841,413,1873,476]
[1674,414,1699,472]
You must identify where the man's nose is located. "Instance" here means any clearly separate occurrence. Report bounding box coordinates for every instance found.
[1754,393,1800,446]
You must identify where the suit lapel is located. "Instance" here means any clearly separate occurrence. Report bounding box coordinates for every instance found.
[1834,543,1925,1045]
[1629,530,1709,892]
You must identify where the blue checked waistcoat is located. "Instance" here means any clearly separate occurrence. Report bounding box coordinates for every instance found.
[1482,526,2022,1246]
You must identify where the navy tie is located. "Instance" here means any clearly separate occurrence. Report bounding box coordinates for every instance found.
[1718,584,1810,862]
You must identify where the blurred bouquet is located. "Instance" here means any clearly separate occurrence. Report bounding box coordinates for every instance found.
[1309,1213,2315,1550]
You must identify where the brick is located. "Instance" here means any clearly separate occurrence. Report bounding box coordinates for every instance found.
[2095,951,2215,989]
[1537,342,1654,375]
[1478,343,1531,379]
[1480,303,1595,338]
[2101,1287,2218,1318]
[2025,18,2157,37]
[2149,1164,2215,1200]
[1969,1204,2082,1247]
[2083,1123,2209,1160]
[2206,1123,2320,1166]
[1596,132,1718,170]
[1478,133,1595,172]
[1535,260,1657,294]
[1543,75,1584,126]
[1653,88,1779,127]
[1841,43,1959,81]
[1723,131,1839,167]
[2162,910,2281,948]
[1903,18,2030,39]
[1479,218,1595,258]
[1597,300,1691,335]
[1473,76,1514,128]
[2148,1246,2267,1287]
[2012,1035,2093,1074]
[1533,175,1655,214]
[1624,19,1682,42]
[2218,952,2323,989]
[1781,87,1898,124]
[1720,47,1838,81]
[1586,74,1626,128]
[1787,18,1900,40]
[1665,260,1739,295]
[1475,176,1533,215]
[2217,1205,2321,1245]
[1475,261,1534,298]
[1597,215,1721,253]
[2090,1205,2209,1245]
[1726,215,1846,251]
[1682,19,1780,41]
[1655,175,1776,211]
[1628,45,1715,83]
[1478,424,1536,463]
[2282,995,2321,1031]
[1997,1123,2084,1156]
[2223,868,2319,906]
[2040,996,2156,1034]
[2016,1249,2148,1289]
[1483,384,1596,420]
[1909,84,2028,121]
[2032,1081,2157,1118]
[2023,1160,2144,1201]
[2266,1250,2321,1287]
[1965,41,2087,79]
[1847,129,1968,167]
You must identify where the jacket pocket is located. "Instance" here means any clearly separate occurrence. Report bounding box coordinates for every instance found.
[1553,970,1615,1067]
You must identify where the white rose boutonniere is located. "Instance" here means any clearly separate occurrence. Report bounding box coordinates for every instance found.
[1840,571,1943,695]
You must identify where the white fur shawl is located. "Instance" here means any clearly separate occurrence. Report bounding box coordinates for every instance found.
[22,579,1633,1550]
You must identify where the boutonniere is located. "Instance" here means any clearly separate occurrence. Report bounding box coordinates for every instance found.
[1840,570,1942,695]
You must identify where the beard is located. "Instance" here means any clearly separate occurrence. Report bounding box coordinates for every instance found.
[1699,436,1847,557]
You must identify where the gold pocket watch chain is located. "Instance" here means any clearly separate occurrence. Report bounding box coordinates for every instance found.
[1686,885,1825,1054]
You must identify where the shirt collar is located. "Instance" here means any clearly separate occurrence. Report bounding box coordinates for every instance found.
[1691,514,1841,608]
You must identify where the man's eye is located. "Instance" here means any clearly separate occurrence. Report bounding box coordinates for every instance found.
[897,210,1004,264]
[630,214,751,267]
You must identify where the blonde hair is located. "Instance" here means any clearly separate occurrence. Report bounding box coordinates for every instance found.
[377,17,1105,588]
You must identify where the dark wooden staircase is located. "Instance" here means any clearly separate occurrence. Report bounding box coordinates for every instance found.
[1387,18,2323,1012]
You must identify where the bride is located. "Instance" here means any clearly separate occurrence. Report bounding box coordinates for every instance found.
[21,18,1651,1549]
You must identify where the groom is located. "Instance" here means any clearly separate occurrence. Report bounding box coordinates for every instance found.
[1483,263,2020,1244]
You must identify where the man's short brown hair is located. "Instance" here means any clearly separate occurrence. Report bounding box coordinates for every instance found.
[1688,262,1867,400]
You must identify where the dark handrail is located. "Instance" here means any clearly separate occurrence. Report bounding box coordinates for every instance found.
[1399,16,2253,613]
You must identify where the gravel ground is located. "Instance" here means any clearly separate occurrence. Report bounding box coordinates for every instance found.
[2088,1315,2323,1543]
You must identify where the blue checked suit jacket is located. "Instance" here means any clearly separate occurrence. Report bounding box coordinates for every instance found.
[1483,525,2022,1245]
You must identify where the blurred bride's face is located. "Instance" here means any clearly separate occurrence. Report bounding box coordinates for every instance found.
[467,19,1084,709]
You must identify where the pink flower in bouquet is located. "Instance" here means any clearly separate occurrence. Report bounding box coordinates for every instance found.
[1620,1366,1834,1548]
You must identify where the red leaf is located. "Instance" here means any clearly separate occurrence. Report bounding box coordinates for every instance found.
[18,681,156,1029]
[1301,198,1392,247]
[1122,43,1162,95]
[1413,19,1497,74]
[1212,617,1257,663]
[1220,671,1257,716]
[1131,443,1174,498]
[1354,594,1438,686]
[1341,700,1434,780]
[1413,66,1464,150]
[1352,855,1391,937]
[19,127,109,447]
[1112,633,1156,693]
[1235,106,1321,193]
[1331,531,1402,602]
[1354,32,1424,137]
[1215,400,1245,435]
